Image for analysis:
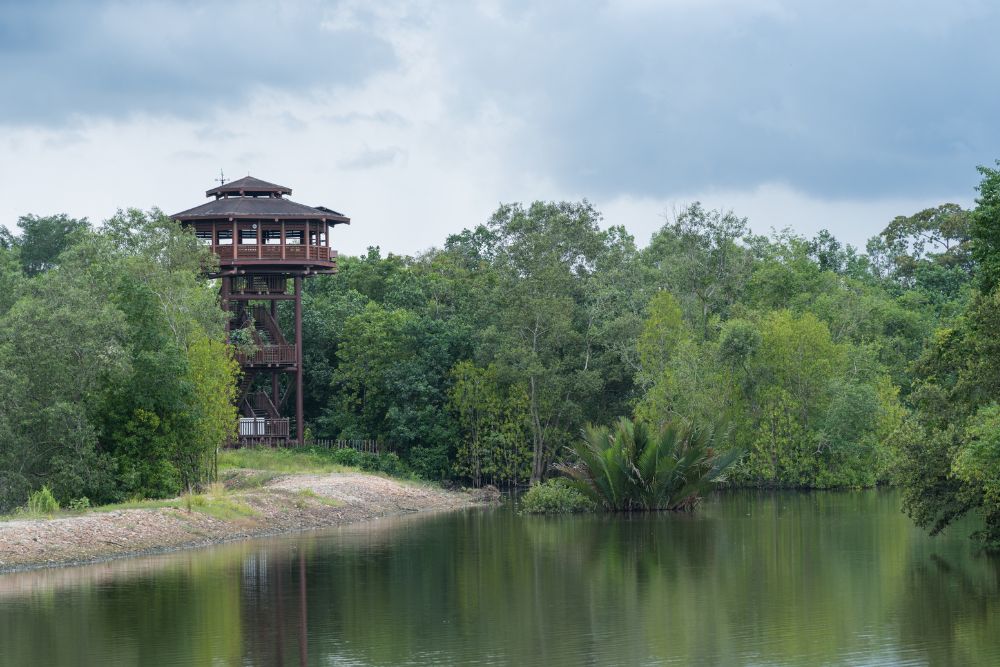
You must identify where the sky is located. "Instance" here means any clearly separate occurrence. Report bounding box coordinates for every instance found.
[1,0,998,257]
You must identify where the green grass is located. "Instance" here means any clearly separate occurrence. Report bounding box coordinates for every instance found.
[295,488,342,508]
[182,491,259,520]
[220,469,283,490]
[92,497,184,513]
[1,447,406,523]
[218,447,356,474]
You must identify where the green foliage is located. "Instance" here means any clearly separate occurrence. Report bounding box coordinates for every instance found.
[27,486,60,515]
[557,416,740,512]
[68,497,91,512]
[182,335,239,487]
[892,291,1000,549]
[1,178,985,533]
[0,209,229,511]
[1,213,91,275]
[217,446,410,478]
[374,452,405,476]
[407,444,452,480]
[448,361,531,487]
[520,479,596,514]
[889,164,1000,550]
[292,195,974,498]
[973,163,1000,294]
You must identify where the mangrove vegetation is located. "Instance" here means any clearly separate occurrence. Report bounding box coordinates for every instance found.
[3,162,1000,546]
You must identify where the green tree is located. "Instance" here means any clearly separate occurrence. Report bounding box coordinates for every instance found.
[463,201,610,482]
[2,213,91,275]
[642,203,753,337]
[448,361,530,487]
[892,164,1000,548]
[181,334,240,487]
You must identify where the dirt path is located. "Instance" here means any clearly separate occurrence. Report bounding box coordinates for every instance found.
[0,473,498,573]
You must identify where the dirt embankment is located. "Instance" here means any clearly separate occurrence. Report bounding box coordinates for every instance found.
[0,473,499,574]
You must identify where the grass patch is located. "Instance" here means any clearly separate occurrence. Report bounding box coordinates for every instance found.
[1,496,181,521]
[91,497,183,513]
[179,483,259,521]
[218,447,355,474]
[183,494,258,521]
[220,469,282,490]
[295,488,342,509]
[91,485,258,522]
[219,446,412,478]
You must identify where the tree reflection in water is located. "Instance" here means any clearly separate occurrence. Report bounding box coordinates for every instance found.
[1,493,999,666]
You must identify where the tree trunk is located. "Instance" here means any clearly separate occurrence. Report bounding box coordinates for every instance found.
[529,375,545,483]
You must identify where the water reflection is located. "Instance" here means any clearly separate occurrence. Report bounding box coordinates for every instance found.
[0,492,999,666]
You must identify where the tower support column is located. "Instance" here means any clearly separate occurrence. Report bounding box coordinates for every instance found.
[295,275,304,445]
[221,276,231,339]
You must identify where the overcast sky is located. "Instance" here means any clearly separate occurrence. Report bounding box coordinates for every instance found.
[1,0,997,256]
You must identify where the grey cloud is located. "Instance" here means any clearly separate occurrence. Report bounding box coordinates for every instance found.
[8,0,1000,204]
[430,0,1000,199]
[0,1,395,126]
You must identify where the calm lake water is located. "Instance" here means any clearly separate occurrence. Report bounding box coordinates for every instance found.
[1,490,999,666]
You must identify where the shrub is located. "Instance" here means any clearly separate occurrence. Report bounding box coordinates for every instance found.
[557,416,741,512]
[68,497,91,512]
[330,448,361,467]
[408,444,451,480]
[27,486,60,515]
[358,452,380,472]
[377,452,405,476]
[520,479,596,514]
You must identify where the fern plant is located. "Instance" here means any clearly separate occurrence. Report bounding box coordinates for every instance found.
[556,416,741,511]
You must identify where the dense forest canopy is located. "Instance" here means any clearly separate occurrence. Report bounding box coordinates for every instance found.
[2,163,1000,547]
[0,210,237,510]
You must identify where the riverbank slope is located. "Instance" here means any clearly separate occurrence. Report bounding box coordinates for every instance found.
[0,472,497,573]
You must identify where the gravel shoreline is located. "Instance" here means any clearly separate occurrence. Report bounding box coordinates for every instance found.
[0,472,498,574]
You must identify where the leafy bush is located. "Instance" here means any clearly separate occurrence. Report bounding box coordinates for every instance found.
[27,485,60,515]
[557,416,741,512]
[68,497,91,512]
[358,452,380,471]
[377,452,405,476]
[329,448,361,467]
[520,479,596,514]
[408,444,451,480]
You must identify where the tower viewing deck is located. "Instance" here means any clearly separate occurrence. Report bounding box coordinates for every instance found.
[172,176,350,445]
[172,176,349,275]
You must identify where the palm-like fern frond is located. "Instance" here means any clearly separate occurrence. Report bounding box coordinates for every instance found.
[555,416,741,512]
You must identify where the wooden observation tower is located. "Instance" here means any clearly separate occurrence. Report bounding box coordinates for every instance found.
[172,175,350,445]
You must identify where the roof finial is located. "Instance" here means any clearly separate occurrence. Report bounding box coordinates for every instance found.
[216,169,227,186]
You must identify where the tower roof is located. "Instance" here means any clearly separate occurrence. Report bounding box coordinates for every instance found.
[173,175,350,225]
[206,176,292,198]
[172,197,349,223]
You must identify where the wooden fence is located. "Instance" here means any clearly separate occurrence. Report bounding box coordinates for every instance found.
[307,439,387,454]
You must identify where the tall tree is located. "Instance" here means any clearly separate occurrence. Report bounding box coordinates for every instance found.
[2,213,91,276]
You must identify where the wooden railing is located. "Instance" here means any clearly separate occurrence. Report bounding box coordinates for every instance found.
[308,439,388,454]
[238,418,289,438]
[250,305,287,345]
[231,274,287,294]
[208,245,333,262]
[235,344,296,366]
[246,391,280,418]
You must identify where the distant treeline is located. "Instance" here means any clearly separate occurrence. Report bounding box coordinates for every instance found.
[298,200,962,492]
[3,164,1000,547]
